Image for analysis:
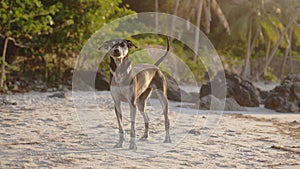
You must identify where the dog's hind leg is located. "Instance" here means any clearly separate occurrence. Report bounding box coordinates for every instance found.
[155,89,171,143]
[114,100,125,148]
[137,88,152,141]
[152,72,171,143]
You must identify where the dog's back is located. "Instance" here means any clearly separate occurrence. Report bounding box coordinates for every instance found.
[131,63,166,97]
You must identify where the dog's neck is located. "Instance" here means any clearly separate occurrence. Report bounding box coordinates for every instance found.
[109,55,132,84]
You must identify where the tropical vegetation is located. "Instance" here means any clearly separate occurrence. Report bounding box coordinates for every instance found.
[1,0,300,92]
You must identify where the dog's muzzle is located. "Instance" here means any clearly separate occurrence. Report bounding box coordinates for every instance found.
[113,49,121,57]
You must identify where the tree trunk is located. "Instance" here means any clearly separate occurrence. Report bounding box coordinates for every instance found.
[258,8,300,77]
[250,29,258,52]
[249,29,258,78]
[193,0,203,61]
[155,0,158,33]
[241,22,252,78]
[170,0,180,37]
[280,28,293,79]
[265,39,271,61]
[40,55,48,83]
[260,38,272,78]
[289,53,294,73]
[58,50,63,80]
[204,0,211,34]
[0,37,8,91]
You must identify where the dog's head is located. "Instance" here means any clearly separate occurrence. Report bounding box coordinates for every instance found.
[99,39,137,64]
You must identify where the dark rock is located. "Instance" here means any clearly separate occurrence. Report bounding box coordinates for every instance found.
[265,95,285,111]
[163,71,181,101]
[48,92,67,99]
[95,71,110,91]
[188,129,201,135]
[0,96,17,106]
[0,97,4,106]
[63,68,74,86]
[282,74,300,84]
[257,88,270,104]
[199,84,211,99]
[163,71,192,102]
[225,97,246,111]
[198,95,222,110]
[200,71,259,107]
[72,70,110,91]
[265,74,300,112]
[197,95,245,111]
[227,73,259,107]
[292,82,300,100]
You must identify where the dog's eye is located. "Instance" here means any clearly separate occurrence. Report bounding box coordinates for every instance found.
[120,42,125,47]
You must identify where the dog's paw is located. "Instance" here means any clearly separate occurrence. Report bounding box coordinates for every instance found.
[163,136,171,143]
[139,137,147,141]
[129,142,137,150]
[139,134,149,141]
[114,141,123,148]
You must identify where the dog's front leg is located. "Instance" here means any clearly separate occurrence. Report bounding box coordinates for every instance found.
[114,101,124,148]
[129,102,137,150]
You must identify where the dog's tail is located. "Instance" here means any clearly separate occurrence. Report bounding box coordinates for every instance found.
[154,37,170,66]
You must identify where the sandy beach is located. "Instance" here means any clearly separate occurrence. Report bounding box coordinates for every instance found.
[0,91,299,168]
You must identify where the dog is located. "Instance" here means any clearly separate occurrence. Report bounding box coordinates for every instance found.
[99,37,171,150]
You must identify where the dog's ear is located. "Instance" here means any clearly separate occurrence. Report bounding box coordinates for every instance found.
[126,40,138,49]
[98,41,111,51]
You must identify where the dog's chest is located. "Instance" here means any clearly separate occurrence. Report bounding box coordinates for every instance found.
[110,84,132,102]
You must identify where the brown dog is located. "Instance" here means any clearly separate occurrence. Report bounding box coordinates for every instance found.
[99,37,171,150]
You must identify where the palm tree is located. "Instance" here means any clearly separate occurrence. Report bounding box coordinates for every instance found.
[175,0,231,60]
[258,0,300,78]
[169,0,181,37]
[258,8,300,78]
[204,0,231,35]
[280,28,293,78]
[194,0,204,60]
[0,37,8,90]
[222,0,283,78]
[155,0,158,33]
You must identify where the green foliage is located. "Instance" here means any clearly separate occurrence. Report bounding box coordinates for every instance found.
[220,0,282,44]
[1,0,300,87]
[49,74,57,82]
[0,0,135,84]
[0,0,60,39]
[263,67,279,82]
[130,50,154,65]
[171,40,206,83]
[36,0,134,53]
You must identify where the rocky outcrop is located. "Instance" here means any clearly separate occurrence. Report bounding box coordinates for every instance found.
[163,72,198,102]
[200,71,260,107]
[72,70,110,91]
[95,71,110,91]
[265,74,300,112]
[197,95,246,111]
[257,88,270,104]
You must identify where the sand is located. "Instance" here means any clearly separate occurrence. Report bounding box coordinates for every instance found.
[0,91,299,168]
